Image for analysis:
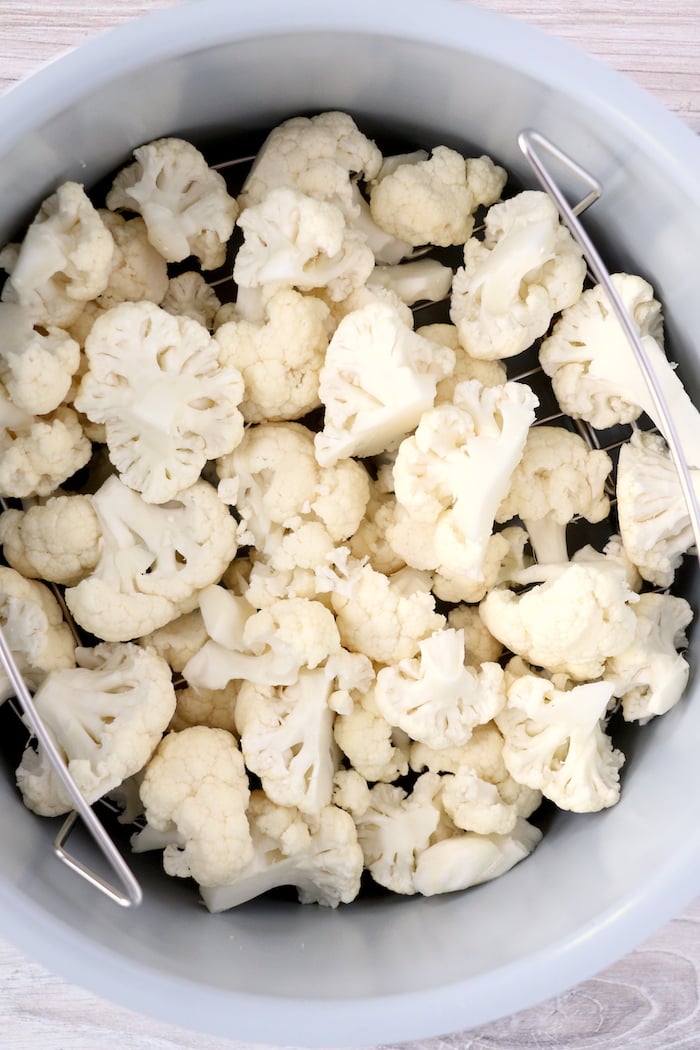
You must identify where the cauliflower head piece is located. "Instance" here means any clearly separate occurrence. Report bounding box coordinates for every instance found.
[16,643,176,817]
[450,190,585,360]
[0,566,75,704]
[0,399,91,499]
[239,111,382,219]
[76,301,245,503]
[497,661,623,813]
[480,563,639,681]
[0,303,80,415]
[0,494,100,586]
[1,181,114,327]
[215,288,332,423]
[135,726,252,887]
[106,137,238,269]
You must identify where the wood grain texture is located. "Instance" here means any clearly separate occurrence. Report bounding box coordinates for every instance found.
[0,2,699,1048]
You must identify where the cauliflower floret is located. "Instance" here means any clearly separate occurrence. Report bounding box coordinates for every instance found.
[0,494,100,586]
[374,628,505,749]
[139,609,208,674]
[369,146,497,247]
[214,288,332,422]
[243,523,336,608]
[321,282,414,330]
[355,773,444,894]
[465,155,508,208]
[607,592,693,724]
[75,301,245,503]
[332,768,372,819]
[235,668,339,817]
[65,476,237,642]
[496,661,624,813]
[0,566,75,704]
[616,429,698,587]
[348,482,406,576]
[217,421,370,551]
[410,722,541,835]
[496,425,612,564]
[198,792,363,910]
[134,726,252,886]
[183,595,341,691]
[106,137,238,269]
[1,181,114,327]
[16,643,176,817]
[0,303,80,415]
[239,111,382,219]
[314,302,455,466]
[160,271,221,329]
[391,380,538,582]
[412,818,542,897]
[367,258,453,305]
[446,605,503,667]
[96,211,169,308]
[540,274,700,469]
[334,684,410,784]
[0,400,91,499]
[418,323,507,405]
[170,684,240,734]
[480,563,638,681]
[234,187,374,303]
[450,190,585,360]
[317,552,445,665]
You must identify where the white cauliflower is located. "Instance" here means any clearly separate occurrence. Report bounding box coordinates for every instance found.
[540,274,700,469]
[367,258,453,306]
[314,302,455,466]
[412,819,542,897]
[450,190,585,360]
[391,380,538,582]
[418,323,507,405]
[139,610,208,674]
[607,592,693,723]
[183,595,341,691]
[0,566,75,704]
[65,475,237,642]
[0,494,101,585]
[410,722,541,836]
[480,563,639,681]
[1,181,114,327]
[369,147,506,247]
[334,684,410,784]
[234,187,374,302]
[170,683,240,734]
[217,421,370,551]
[446,605,503,667]
[239,111,382,219]
[0,303,80,415]
[235,668,339,816]
[348,482,406,576]
[374,628,505,749]
[497,660,623,813]
[496,425,612,564]
[0,400,91,499]
[160,271,221,329]
[96,211,169,308]
[616,429,698,587]
[214,288,332,422]
[317,552,445,665]
[16,643,176,817]
[199,792,363,910]
[134,726,252,886]
[75,301,245,503]
[106,137,238,269]
[355,773,444,894]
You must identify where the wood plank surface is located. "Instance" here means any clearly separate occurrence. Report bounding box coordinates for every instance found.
[0,2,699,1048]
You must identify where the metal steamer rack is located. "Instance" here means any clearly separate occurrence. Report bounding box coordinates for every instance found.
[1,130,699,910]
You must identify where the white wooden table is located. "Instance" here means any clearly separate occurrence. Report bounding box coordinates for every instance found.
[1,2,699,1047]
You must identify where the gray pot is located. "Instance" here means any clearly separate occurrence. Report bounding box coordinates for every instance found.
[1,2,699,1044]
